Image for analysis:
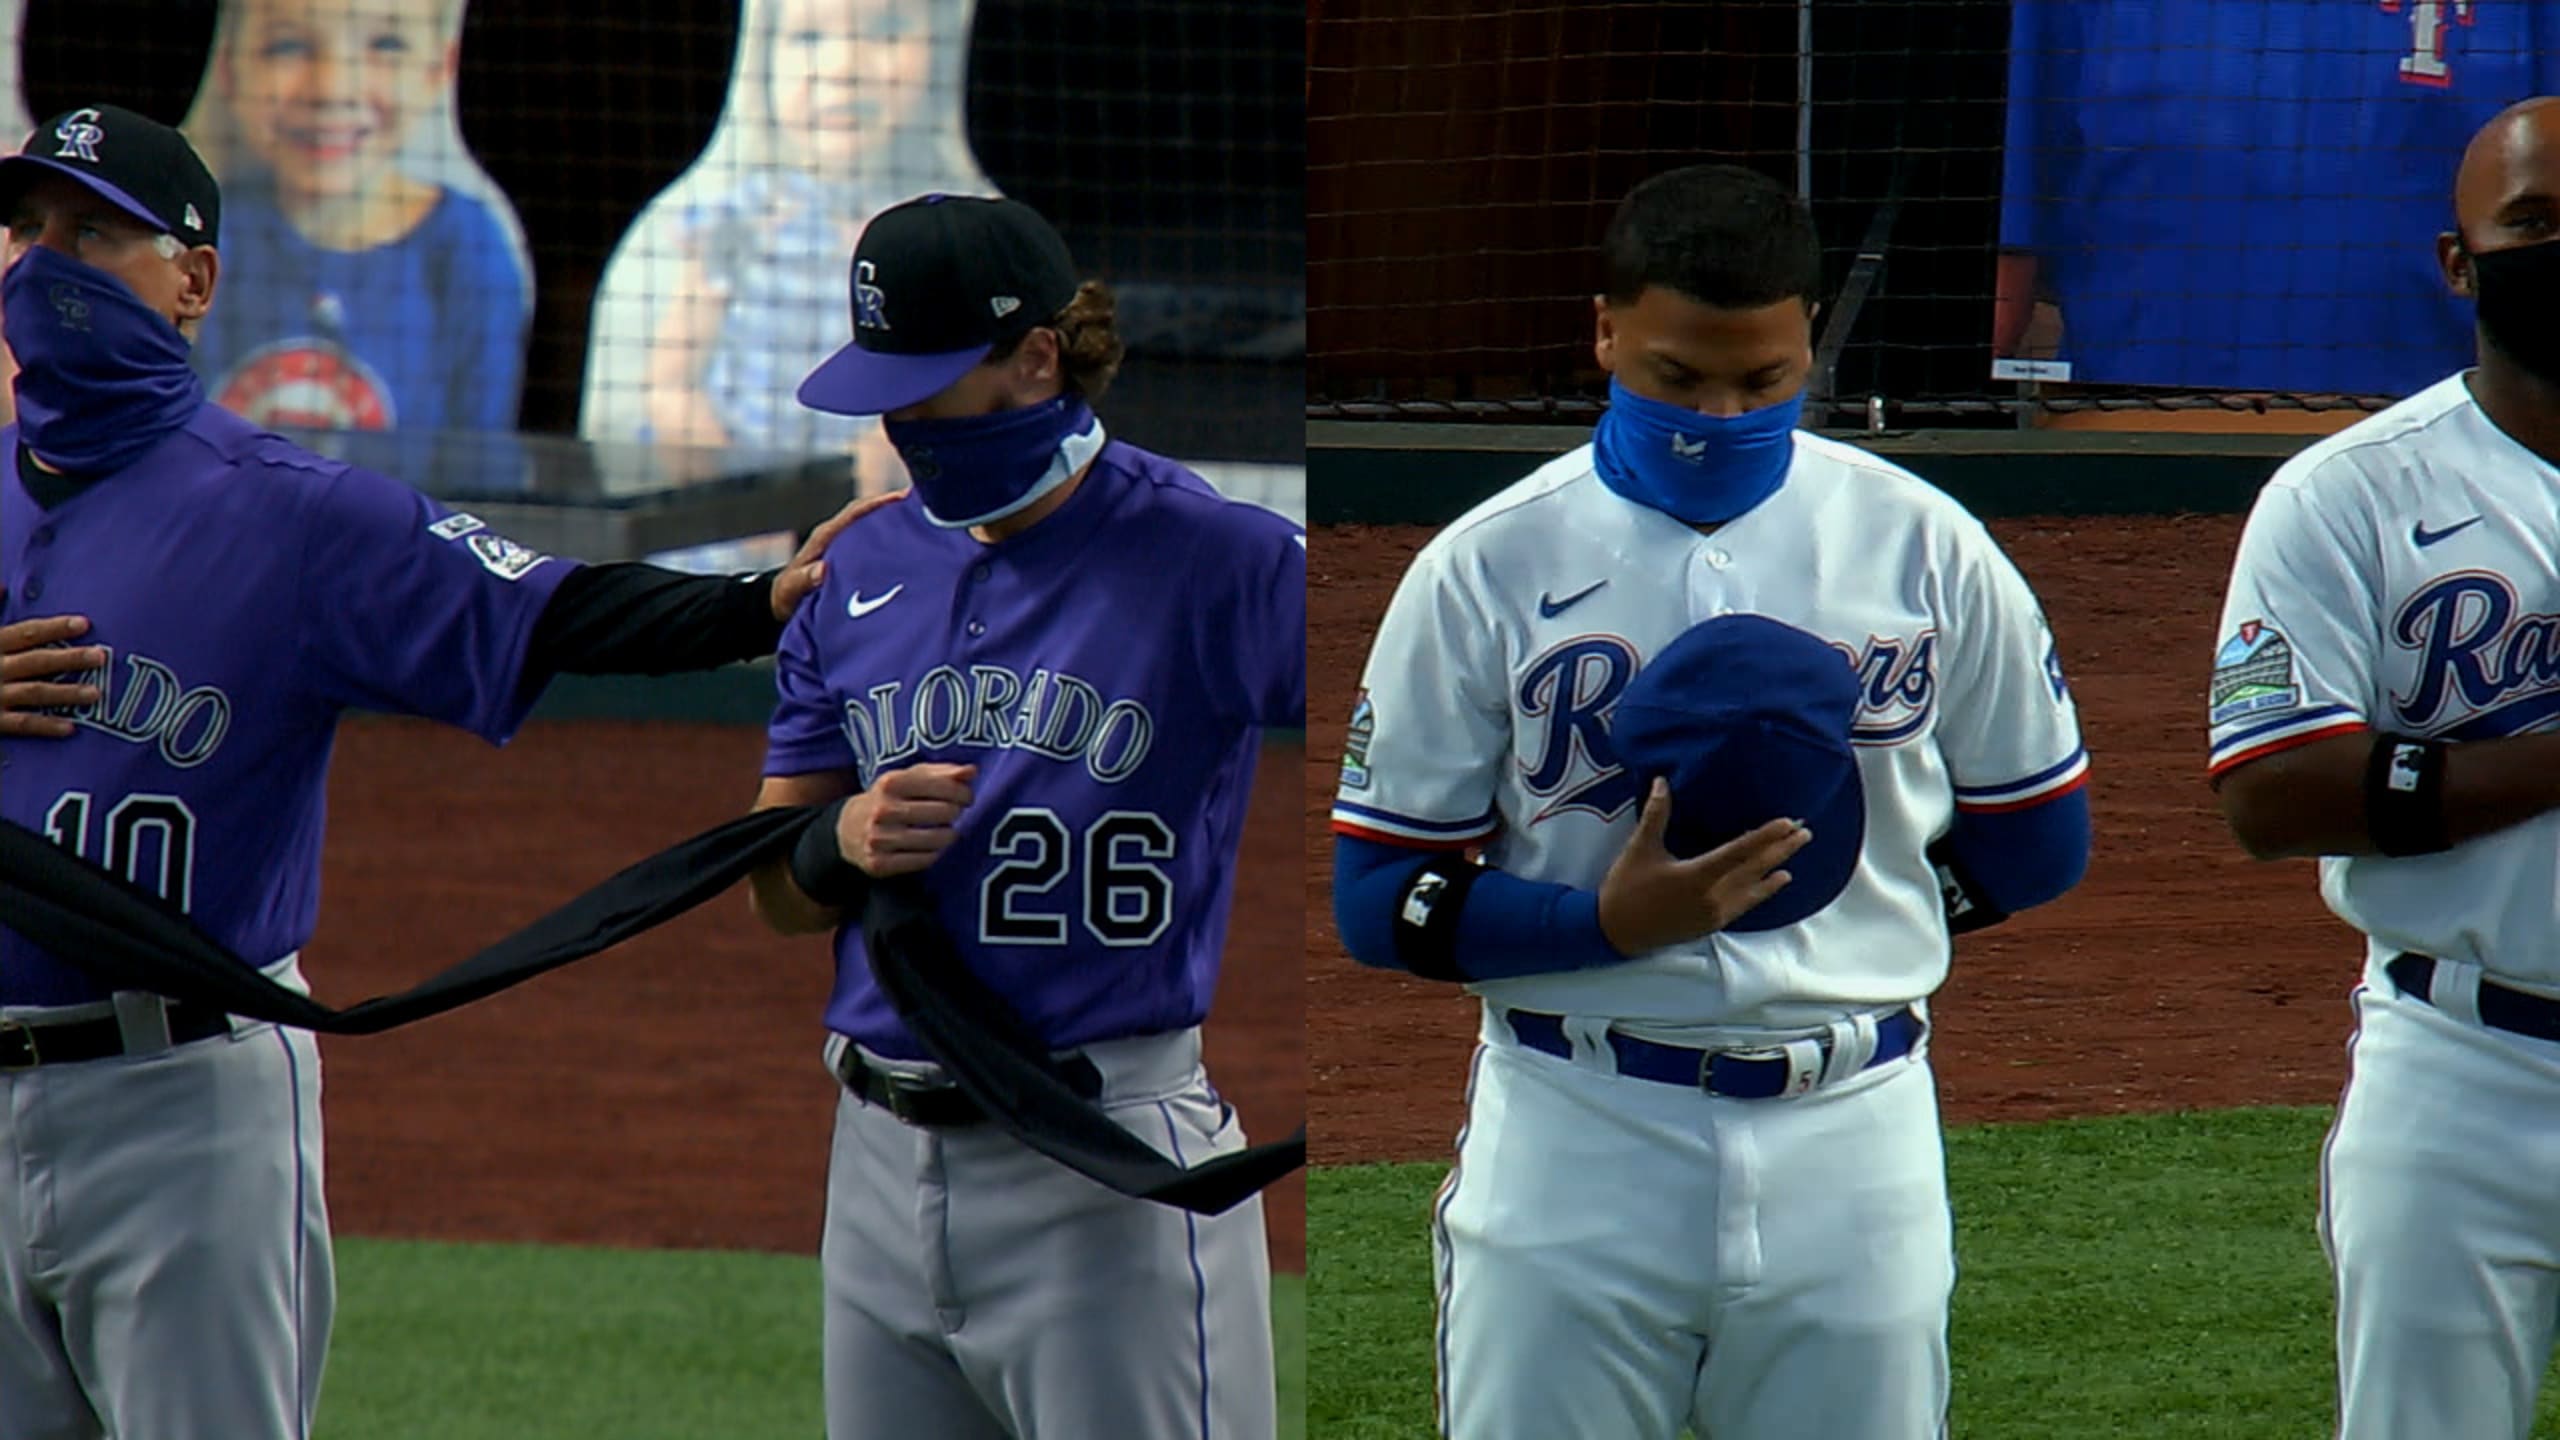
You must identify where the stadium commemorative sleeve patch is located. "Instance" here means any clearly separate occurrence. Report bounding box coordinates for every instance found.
[1340,689,1375,791]
[2209,620,2301,727]
[428,510,551,581]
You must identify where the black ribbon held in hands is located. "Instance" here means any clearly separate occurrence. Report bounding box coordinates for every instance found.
[860,877,1305,1215]
[0,810,1301,1214]
[0,808,811,1032]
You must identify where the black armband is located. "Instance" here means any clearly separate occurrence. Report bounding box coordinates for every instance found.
[2365,735,2453,857]
[1925,835,2011,936]
[523,563,785,686]
[790,797,870,909]
[1391,853,1485,983]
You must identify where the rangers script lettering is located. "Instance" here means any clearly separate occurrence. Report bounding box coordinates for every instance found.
[2388,570,2560,731]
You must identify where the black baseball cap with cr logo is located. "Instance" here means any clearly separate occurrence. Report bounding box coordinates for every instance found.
[0,104,220,248]
[797,193,1080,417]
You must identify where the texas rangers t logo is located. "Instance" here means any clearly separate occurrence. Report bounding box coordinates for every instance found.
[2387,0,2475,88]
[52,108,103,163]
[855,259,889,331]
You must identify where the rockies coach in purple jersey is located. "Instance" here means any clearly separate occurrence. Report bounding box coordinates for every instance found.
[0,104,888,1439]
[745,194,1307,1440]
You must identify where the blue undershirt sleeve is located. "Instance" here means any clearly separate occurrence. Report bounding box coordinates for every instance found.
[1941,786,2091,915]
[1332,835,1625,981]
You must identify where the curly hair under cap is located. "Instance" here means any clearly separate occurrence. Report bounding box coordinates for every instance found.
[987,280,1126,402]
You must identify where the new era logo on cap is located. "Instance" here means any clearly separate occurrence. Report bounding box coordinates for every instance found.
[991,295,1021,318]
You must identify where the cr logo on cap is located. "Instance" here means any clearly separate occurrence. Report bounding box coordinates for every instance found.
[855,259,888,331]
[53,108,104,164]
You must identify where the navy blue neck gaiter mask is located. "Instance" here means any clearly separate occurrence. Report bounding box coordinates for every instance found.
[3,245,204,475]
[1591,377,1802,525]
[882,394,1106,529]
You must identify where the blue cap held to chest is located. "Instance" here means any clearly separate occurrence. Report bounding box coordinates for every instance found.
[1608,612,1867,933]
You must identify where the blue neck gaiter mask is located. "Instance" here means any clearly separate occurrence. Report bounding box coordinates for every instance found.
[3,245,205,475]
[881,394,1107,529]
[1591,377,1802,525]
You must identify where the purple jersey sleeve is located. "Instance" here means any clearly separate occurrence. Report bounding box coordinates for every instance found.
[1188,507,1306,730]
[293,463,574,742]
[764,591,857,776]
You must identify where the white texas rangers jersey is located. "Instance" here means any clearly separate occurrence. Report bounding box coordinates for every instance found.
[1334,436,2087,1034]
[2212,373,2560,981]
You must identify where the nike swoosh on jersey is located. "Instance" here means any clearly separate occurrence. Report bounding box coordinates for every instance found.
[2413,517,2483,548]
[1538,581,1608,619]
[845,585,905,618]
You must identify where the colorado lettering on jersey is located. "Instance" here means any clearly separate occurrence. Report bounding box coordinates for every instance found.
[49,646,232,769]
[2389,571,2560,735]
[1838,631,1939,743]
[1517,636,1644,825]
[841,663,1155,786]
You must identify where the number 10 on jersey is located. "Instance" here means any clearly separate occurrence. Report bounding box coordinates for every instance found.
[42,790,199,910]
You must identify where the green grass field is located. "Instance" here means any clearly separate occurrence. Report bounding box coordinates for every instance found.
[318,1239,1304,1438]
[1309,1105,2560,1439]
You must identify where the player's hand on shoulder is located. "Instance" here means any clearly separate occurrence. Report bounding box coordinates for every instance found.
[0,614,105,739]
[772,489,910,621]
[1596,779,1812,954]
[835,761,978,877]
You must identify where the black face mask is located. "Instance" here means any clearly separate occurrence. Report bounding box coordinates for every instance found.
[2467,238,2560,381]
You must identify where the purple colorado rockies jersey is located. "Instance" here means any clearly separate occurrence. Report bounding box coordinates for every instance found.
[0,404,572,1006]
[764,440,1307,1059]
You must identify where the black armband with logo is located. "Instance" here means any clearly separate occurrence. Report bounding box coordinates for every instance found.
[2365,735,2452,858]
[1392,853,1486,984]
[790,797,870,909]
[1925,835,2011,936]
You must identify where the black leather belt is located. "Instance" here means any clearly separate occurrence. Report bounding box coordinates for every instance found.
[834,1046,1103,1128]
[1504,1005,1926,1099]
[2387,953,2560,1043]
[0,1003,231,1071]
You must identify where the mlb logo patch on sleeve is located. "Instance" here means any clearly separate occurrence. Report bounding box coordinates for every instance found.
[428,512,485,540]
[467,531,549,581]
[2210,620,2299,726]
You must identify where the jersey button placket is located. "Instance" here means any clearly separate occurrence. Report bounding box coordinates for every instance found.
[961,560,994,642]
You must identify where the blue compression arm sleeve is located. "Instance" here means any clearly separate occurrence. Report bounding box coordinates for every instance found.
[1332,835,1625,981]
[1941,787,2091,914]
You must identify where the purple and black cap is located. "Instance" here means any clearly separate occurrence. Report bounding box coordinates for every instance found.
[1609,613,1870,933]
[0,104,220,249]
[797,193,1079,417]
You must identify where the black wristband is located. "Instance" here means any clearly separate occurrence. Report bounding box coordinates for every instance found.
[2365,735,2453,857]
[790,797,870,909]
[1390,853,1484,984]
[1925,835,2010,936]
